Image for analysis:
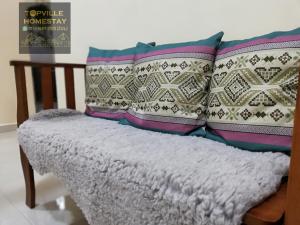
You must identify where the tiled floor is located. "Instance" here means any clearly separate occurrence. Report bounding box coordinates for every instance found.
[0,131,89,225]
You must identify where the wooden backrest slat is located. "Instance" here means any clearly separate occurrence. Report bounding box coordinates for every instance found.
[14,65,29,127]
[285,70,300,225]
[64,66,76,109]
[10,61,85,117]
[41,66,54,109]
[10,60,86,68]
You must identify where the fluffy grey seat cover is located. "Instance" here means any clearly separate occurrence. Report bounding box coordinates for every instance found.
[17,109,290,225]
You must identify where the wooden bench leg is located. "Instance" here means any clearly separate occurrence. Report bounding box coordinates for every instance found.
[20,146,35,208]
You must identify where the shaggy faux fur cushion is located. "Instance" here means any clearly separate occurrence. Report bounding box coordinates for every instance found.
[18,109,289,225]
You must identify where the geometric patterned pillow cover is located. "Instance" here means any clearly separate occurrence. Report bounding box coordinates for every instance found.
[207,27,300,152]
[85,43,155,120]
[121,32,224,134]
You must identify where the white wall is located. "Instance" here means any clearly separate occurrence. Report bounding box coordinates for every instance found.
[55,0,300,111]
[1,0,300,124]
[0,0,36,127]
[56,0,300,63]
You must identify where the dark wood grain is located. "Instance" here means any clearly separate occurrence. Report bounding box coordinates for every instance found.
[243,182,286,225]
[14,65,28,126]
[11,60,86,209]
[14,64,35,208]
[285,69,300,225]
[19,147,35,209]
[41,66,54,109]
[10,60,86,68]
[64,66,76,109]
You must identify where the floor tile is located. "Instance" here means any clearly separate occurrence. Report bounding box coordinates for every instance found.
[0,193,33,225]
[0,131,88,225]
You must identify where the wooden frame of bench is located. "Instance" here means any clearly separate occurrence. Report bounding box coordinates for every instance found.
[10,60,300,225]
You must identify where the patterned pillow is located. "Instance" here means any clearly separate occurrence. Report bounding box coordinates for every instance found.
[121,32,224,134]
[207,27,300,152]
[85,43,155,120]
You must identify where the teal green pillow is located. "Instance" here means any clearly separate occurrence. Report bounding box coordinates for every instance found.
[206,27,300,152]
[121,32,224,134]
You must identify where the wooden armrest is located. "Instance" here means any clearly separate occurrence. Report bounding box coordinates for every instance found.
[10,60,86,68]
[244,67,300,225]
[243,182,286,225]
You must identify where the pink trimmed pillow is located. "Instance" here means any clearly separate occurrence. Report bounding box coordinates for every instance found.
[121,32,224,134]
[85,43,155,120]
[207,27,300,152]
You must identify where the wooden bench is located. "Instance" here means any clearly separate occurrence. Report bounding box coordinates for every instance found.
[10,60,300,225]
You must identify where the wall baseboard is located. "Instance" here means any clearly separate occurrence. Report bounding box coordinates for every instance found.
[0,123,17,133]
